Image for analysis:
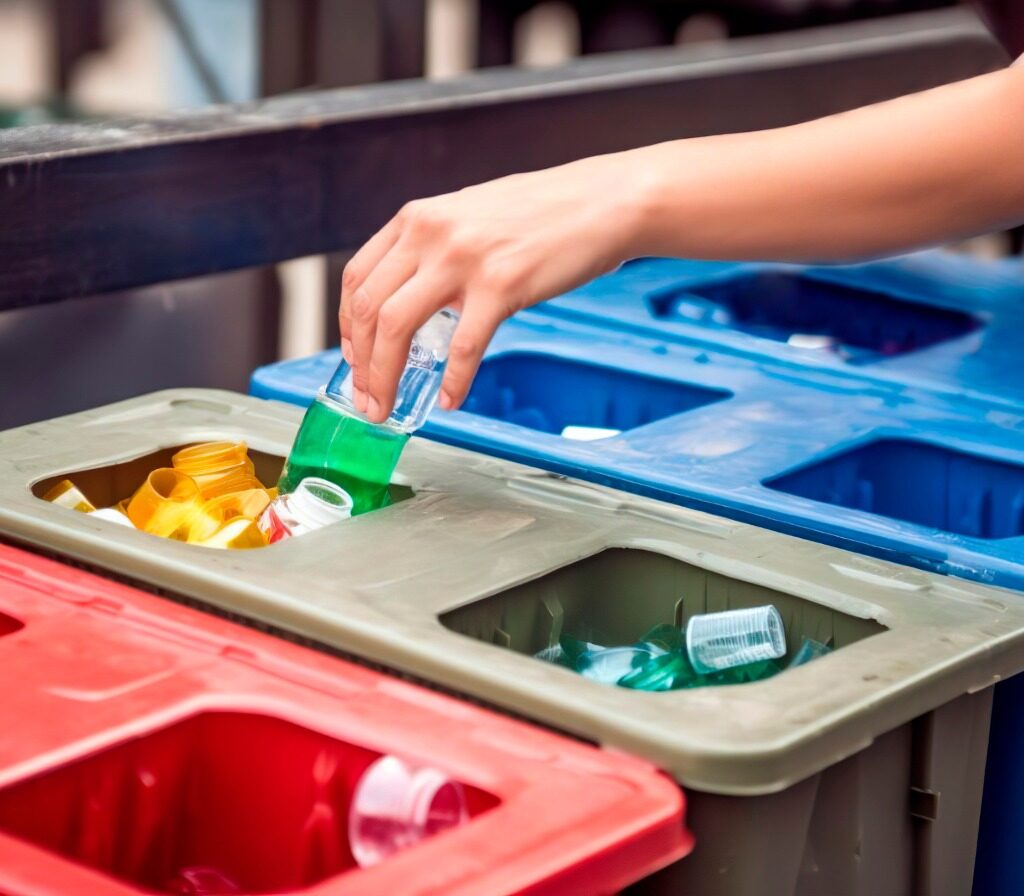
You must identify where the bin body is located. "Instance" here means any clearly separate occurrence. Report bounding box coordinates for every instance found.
[0,543,689,896]
[2,390,1023,894]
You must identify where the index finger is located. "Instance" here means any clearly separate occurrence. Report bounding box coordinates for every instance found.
[339,214,403,350]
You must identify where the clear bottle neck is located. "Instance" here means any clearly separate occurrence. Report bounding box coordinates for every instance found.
[322,307,458,434]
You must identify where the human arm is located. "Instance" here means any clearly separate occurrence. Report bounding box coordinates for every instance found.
[341,62,1024,423]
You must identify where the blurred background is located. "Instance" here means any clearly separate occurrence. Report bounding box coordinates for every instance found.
[0,0,1016,427]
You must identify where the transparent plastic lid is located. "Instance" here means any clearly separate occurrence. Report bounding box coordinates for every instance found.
[326,308,459,433]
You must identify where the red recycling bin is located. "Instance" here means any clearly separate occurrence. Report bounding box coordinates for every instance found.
[0,544,691,895]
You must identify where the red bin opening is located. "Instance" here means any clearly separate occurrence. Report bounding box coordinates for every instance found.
[0,711,494,894]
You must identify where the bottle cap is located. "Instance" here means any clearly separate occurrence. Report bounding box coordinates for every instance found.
[289,478,354,528]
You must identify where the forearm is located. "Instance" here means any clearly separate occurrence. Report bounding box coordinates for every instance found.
[625,63,1024,262]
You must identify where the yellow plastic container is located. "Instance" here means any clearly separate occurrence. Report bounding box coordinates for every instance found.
[172,441,256,496]
[126,469,206,539]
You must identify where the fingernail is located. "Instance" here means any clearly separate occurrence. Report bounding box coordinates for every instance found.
[367,397,381,421]
[439,390,453,411]
[354,388,368,413]
[341,338,353,364]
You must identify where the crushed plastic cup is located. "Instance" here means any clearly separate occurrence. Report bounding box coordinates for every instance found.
[577,646,654,685]
[348,755,467,868]
[534,644,569,666]
[126,469,204,539]
[618,653,694,691]
[637,623,684,657]
[788,638,833,668]
[685,605,787,674]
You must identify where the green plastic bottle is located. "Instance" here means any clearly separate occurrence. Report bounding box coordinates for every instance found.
[277,398,407,515]
[277,309,458,516]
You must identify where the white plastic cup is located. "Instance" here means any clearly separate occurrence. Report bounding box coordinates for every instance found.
[685,605,786,674]
[348,755,467,868]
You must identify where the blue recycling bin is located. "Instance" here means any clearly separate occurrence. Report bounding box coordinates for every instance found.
[540,251,1024,407]
[253,312,1024,590]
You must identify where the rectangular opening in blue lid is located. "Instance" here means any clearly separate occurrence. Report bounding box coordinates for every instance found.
[765,438,1024,540]
[462,352,729,436]
[648,271,980,362]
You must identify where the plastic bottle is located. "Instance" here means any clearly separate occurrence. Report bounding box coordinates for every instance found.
[348,754,467,868]
[258,477,353,543]
[278,309,458,515]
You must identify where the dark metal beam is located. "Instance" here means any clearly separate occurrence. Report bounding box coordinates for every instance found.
[0,8,1006,311]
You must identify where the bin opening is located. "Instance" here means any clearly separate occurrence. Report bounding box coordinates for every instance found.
[0,612,22,637]
[647,271,979,361]
[29,444,414,548]
[765,438,1024,540]
[440,548,884,676]
[462,353,729,436]
[0,711,497,894]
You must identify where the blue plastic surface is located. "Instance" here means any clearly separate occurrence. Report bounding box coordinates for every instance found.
[253,312,1024,590]
[542,251,1024,408]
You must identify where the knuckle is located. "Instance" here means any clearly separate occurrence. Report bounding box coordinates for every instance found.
[351,286,377,322]
[404,201,447,238]
[439,232,475,268]
[376,303,409,341]
[341,261,362,292]
[448,334,482,366]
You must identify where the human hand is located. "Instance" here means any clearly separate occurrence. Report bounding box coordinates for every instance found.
[339,151,647,423]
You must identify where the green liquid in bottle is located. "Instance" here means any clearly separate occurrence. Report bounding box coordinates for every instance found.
[278,396,409,516]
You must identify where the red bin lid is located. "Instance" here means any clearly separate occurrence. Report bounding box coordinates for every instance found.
[0,544,691,896]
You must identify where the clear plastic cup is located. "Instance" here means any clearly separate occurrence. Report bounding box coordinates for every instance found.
[348,755,467,868]
[685,605,787,674]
